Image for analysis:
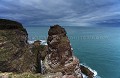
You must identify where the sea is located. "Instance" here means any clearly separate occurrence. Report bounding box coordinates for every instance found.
[26,26,120,78]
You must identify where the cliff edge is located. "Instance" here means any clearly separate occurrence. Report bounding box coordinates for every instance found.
[0,19,35,72]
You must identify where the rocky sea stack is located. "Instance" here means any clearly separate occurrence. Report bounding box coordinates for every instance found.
[44,25,83,78]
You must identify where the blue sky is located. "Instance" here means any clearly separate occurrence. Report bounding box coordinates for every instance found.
[0,0,120,26]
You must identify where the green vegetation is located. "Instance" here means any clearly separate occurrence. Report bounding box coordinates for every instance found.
[0,72,44,78]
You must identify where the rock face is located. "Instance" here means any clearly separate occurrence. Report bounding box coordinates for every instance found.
[47,25,72,65]
[45,25,83,78]
[0,19,35,72]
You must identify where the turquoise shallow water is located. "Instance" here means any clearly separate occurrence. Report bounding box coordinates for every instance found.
[26,26,120,78]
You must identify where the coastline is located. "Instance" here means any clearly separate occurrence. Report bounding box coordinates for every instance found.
[28,39,100,78]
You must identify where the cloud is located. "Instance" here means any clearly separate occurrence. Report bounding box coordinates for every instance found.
[0,0,120,26]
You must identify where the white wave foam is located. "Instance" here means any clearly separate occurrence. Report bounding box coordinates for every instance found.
[82,73,88,78]
[40,40,47,45]
[28,40,35,44]
[71,48,73,50]
[28,40,47,45]
[93,76,101,78]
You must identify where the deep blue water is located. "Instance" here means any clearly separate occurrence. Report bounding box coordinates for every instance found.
[26,26,120,78]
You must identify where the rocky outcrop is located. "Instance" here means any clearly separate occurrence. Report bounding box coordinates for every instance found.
[44,25,83,78]
[0,19,35,72]
[80,65,94,78]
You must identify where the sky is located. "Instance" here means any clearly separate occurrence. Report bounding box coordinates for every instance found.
[0,0,120,26]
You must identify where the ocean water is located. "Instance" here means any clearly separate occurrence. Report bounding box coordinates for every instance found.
[26,26,120,78]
